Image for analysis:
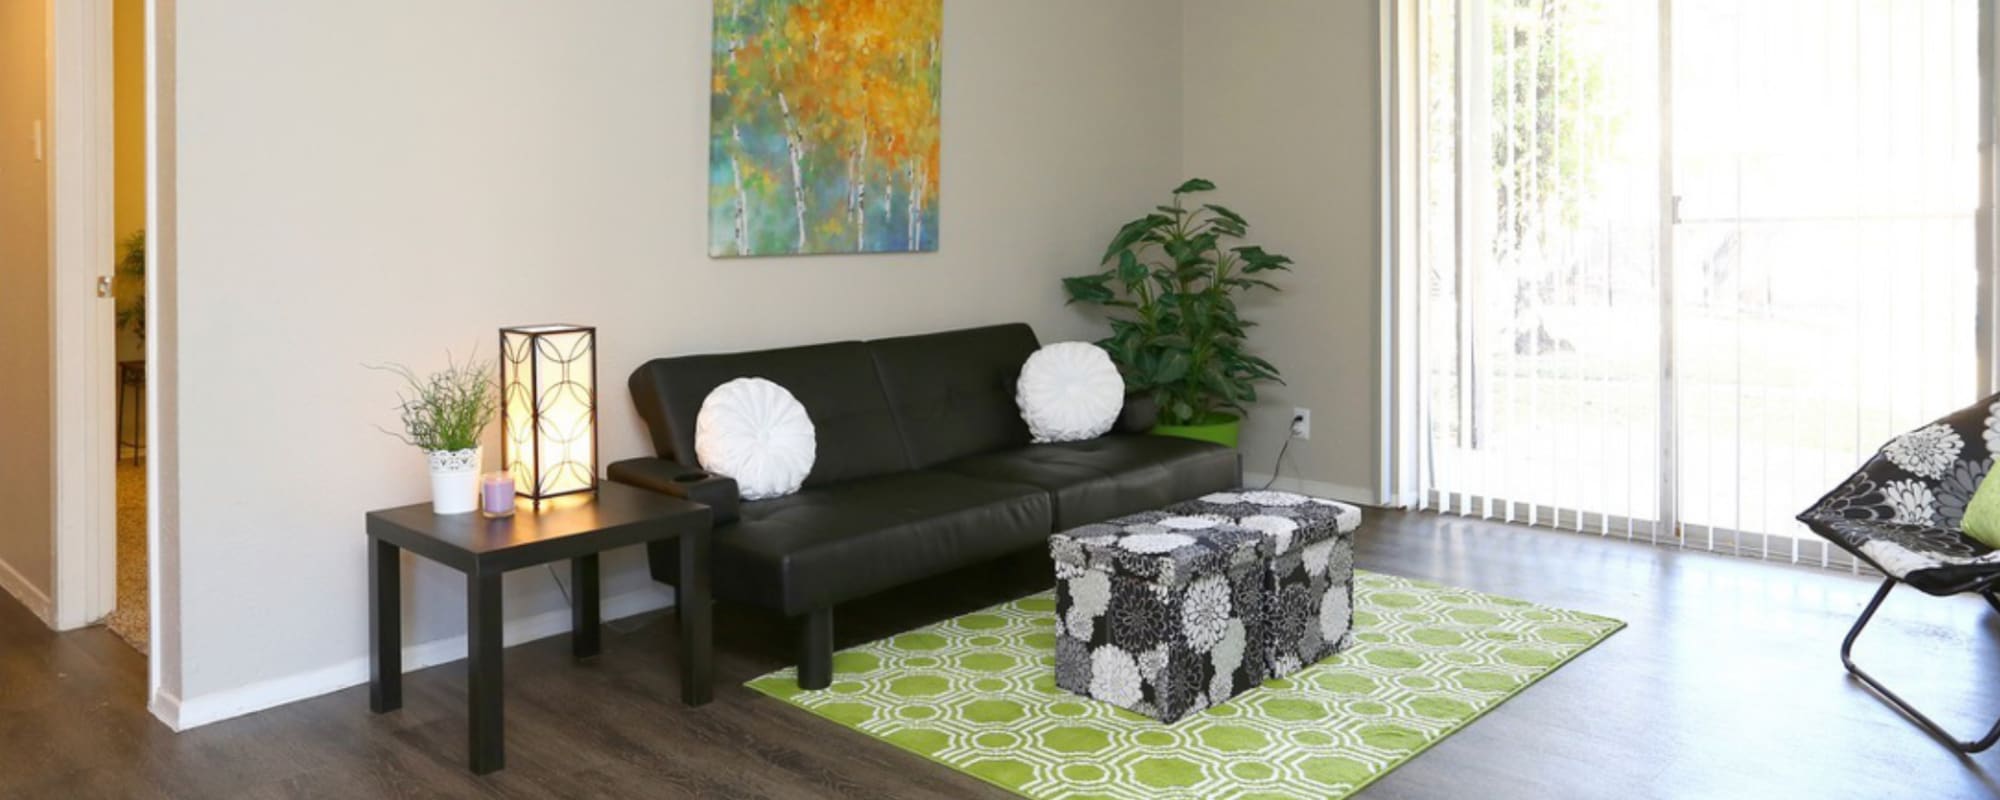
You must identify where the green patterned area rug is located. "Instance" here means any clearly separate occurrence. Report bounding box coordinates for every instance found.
[748,571,1622,799]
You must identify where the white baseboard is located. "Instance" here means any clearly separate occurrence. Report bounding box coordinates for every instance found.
[1242,473,1380,507]
[160,584,677,732]
[0,555,53,626]
[149,687,184,731]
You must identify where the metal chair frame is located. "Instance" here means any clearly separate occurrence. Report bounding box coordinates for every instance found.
[1840,577,2000,754]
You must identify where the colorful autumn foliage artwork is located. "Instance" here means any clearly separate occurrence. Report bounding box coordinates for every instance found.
[710,0,942,257]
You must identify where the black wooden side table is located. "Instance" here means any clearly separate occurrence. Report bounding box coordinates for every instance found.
[364,481,713,774]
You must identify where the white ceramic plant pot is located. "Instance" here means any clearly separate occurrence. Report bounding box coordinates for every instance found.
[428,446,482,515]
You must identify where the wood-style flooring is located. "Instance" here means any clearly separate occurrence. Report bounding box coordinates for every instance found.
[3,509,1998,798]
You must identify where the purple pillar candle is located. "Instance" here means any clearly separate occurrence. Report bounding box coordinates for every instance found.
[481,472,516,518]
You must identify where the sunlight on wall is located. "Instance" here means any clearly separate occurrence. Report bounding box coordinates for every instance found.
[114,0,145,362]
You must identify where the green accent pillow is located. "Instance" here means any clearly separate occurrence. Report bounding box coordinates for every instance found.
[1961,470,2000,549]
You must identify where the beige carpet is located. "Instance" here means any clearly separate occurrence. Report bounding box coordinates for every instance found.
[105,461,148,653]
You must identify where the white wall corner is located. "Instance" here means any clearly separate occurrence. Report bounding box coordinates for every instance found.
[0,555,54,625]
[147,686,184,732]
[168,584,676,731]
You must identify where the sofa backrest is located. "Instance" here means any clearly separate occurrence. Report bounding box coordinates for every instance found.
[866,323,1041,468]
[628,340,911,487]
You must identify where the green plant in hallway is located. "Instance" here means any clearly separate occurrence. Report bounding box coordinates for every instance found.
[369,350,498,514]
[116,230,145,340]
[1062,178,1293,447]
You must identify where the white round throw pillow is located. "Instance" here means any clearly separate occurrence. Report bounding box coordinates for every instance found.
[1016,342,1125,443]
[694,377,816,500]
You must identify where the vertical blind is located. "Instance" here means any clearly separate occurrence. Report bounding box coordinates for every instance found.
[1404,0,1990,568]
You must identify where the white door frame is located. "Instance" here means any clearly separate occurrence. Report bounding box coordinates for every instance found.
[142,0,179,725]
[47,0,117,633]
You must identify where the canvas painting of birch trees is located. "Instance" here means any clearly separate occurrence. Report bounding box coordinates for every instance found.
[710,0,942,257]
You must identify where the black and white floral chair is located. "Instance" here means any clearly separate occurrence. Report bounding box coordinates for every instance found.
[1797,392,2000,753]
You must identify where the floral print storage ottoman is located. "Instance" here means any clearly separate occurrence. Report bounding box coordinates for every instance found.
[1048,490,1363,723]
[1049,510,1269,723]
[1165,490,1362,680]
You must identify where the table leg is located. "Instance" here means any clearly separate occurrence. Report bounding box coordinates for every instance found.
[135,378,145,465]
[571,554,601,658]
[368,538,402,713]
[468,569,505,774]
[677,528,713,706]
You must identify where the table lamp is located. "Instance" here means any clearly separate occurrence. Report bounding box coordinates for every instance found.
[499,324,598,506]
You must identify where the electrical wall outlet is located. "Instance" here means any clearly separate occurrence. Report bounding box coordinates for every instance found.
[1291,407,1311,440]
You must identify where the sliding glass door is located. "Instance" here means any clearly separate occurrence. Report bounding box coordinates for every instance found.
[1413,0,1668,533]
[1668,0,1985,560]
[1406,0,1990,565]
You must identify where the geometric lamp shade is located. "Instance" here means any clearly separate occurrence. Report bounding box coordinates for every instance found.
[499,324,598,504]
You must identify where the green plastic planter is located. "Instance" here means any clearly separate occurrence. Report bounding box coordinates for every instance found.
[1150,413,1242,448]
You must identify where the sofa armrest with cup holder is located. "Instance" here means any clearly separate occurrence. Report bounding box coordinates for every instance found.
[607,457,740,526]
[608,457,738,599]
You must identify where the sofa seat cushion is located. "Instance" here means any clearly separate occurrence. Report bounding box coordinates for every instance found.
[714,471,1054,615]
[939,434,1240,530]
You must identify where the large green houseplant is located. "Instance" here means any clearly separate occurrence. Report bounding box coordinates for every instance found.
[1062,179,1293,447]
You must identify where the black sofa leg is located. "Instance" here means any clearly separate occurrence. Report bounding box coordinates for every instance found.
[797,607,834,690]
[1841,578,2000,754]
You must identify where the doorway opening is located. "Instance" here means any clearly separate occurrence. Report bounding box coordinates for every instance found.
[104,0,148,653]
[0,0,179,728]
[0,0,163,673]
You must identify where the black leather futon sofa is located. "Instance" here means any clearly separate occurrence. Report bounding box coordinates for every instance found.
[608,323,1240,688]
